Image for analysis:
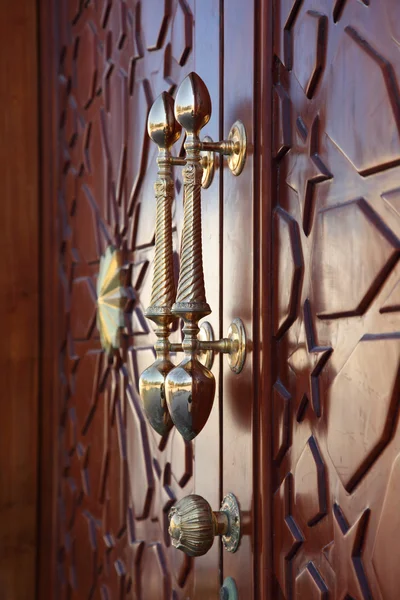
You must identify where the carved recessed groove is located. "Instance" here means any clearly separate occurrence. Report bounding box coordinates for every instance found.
[313,198,400,319]
[140,543,171,599]
[273,207,303,338]
[273,380,291,464]
[126,386,155,521]
[73,21,98,109]
[294,436,327,526]
[287,300,332,419]
[372,454,400,599]
[382,186,400,220]
[273,82,292,160]
[380,280,400,313]
[295,562,328,599]
[286,115,332,236]
[283,0,304,70]
[71,277,97,340]
[327,334,400,492]
[57,1,198,597]
[293,10,328,99]
[333,0,369,23]
[324,504,372,599]
[171,0,193,66]
[326,26,400,175]
[273,473,304,597]
[142,0,171,51]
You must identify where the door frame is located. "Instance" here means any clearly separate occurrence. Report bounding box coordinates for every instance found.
[254,0,274,597]
[38,0,61,597]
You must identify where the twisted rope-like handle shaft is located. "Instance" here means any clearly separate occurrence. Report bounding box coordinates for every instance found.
[146,150,176,325]
[164,73,216,442]
[139,92,181,437]
[174,141,210,317]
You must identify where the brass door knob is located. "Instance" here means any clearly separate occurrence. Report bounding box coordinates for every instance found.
[168,493,241,557]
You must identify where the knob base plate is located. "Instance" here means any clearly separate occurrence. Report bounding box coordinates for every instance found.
[227,120,247,176]
[227,318,247,374]
[221,492,241,553]
[198,321,214,370]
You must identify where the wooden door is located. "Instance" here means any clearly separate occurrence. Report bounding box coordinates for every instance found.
[39,1,257,599]
[272,0,400,598]
[39,0,400,598]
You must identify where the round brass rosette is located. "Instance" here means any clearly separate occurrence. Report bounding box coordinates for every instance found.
[96,245,126,354]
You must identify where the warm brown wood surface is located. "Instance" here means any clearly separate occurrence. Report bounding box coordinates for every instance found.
[38,1,400,598]
[272,1,400,598]
[47,2,229,598]
[222,1,256,596]
[0,1,39,599]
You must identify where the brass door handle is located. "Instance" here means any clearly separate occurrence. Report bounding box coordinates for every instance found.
[168,493,241,557]
[140,72,248,441]
[138,92,181,436]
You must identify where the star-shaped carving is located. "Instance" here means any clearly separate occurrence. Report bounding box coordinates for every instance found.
[324,504,372,599]
[274,473,304,597]
[286,115,332,236]
[288,299,332,419]
[98,511,143,598]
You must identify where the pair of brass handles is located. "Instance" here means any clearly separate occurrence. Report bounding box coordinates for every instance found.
[139,72,248,442]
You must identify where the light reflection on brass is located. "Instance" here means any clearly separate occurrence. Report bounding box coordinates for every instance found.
[165,73,216,441]
[138,92,181,436]
[97,245,126,354]
[168,492,241,557]
[200,119,247,182]
[139,73,248,442]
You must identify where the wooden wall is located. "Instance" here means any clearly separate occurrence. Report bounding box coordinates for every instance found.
[0,1,39,598]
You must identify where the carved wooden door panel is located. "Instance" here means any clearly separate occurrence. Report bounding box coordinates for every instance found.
[52,1,256,599]
[272,0,400,598]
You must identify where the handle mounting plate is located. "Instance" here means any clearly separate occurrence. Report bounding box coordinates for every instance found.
[221,492,241,553]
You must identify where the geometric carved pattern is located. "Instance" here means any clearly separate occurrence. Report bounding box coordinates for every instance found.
[333,0,369,24]
[326,26,400,176]
[70,277,97,340]
[293,11,328,99]
[273,207,303,338]
[295,562,328,600]
[273,80,292,161]
[294,436,327,526]
[140,543,171,599]
[273,380,291,464]
[372,454,400,599]
[382,186,400,220]
[273,473,304,598]
[380,279,400,314]
[55,1,196,597]
[287,300,332,420]
[324,505,372,600]
[286,115,332,236]
[273,0,400,598]
[327,334,400,492]
[313,199,400,319]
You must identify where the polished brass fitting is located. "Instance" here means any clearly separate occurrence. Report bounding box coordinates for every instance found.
[139,73,248,442]
[168,492,241,557]
[138,91,181,436]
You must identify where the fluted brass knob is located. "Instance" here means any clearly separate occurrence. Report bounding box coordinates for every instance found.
[168,493,241,557]
[139,92,181,436]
